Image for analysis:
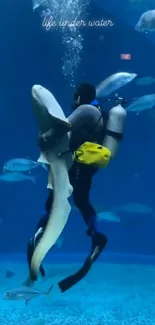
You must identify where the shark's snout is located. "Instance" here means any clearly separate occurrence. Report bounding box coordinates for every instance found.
[32,85,44,98]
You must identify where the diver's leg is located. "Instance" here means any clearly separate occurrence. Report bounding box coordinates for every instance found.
[70,163,108,251]
[26,190,54,277]
[69,163,97,233]
[72,164,108,254]
[56,163,107,293]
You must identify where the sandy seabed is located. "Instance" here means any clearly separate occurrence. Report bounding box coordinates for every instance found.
[0,258,155,325]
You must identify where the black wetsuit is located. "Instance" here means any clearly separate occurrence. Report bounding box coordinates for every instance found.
[27,102,108,290]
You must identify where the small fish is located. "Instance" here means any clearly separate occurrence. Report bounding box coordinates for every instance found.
[127,94,155,112]
[0,172,36,183]
[96,72,137,98]
[135,10,155,33]
[5,270,15,279]
[113,203,152,214]
[4,285,53,305]
[3,158,47,173]
[136,76,155,86]
[97,211,120,222]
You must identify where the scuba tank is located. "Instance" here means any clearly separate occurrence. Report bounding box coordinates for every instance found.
[102,103,127,158]
[90,96,127,158]
[60,96,127,161]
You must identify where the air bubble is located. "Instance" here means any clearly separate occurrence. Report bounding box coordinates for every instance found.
[38,0,90,86]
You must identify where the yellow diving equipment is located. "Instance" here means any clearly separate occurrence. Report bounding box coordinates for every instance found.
[73,141,111,168]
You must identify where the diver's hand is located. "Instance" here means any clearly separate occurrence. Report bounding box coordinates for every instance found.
[38,129,54,150]
[38,122,72,150]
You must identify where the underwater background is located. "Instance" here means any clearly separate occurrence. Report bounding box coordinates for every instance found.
[1,0,155,324]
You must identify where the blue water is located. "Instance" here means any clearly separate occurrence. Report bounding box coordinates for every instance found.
[1,0,155,324]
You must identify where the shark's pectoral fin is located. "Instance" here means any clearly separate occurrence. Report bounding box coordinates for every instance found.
[37,153,53,189]
[37,152,49,165]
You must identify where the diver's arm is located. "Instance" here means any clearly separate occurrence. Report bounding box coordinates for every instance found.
[68,104,101,129]
[102,104,127,158]
[38,104,100,150]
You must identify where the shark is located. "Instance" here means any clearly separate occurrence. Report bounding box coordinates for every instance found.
[29,85,73,282]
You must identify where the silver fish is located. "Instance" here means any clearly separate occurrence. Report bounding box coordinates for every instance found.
[29,85,73,282]
[3,158,47,173]
[113,203,152,214]
[4,284,53,305]
[135,10,155,32]
[97,211,120,222]
[127,94,155,112]
[96,72,137,98]
[0,172,36,183]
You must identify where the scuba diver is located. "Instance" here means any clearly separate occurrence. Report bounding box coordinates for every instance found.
[27,83,127,292]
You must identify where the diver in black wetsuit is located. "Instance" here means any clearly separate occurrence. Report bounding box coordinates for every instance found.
[27,83,126,292]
